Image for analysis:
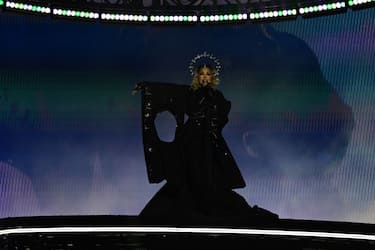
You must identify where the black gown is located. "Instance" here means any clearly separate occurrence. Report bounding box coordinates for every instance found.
[136,82,278,225]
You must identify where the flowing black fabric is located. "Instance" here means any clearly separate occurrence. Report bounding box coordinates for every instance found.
[137,82,278,224]
[182,85,245,191]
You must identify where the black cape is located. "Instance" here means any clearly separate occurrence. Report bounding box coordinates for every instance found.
[137,82,277,224]
[139,82,245,189]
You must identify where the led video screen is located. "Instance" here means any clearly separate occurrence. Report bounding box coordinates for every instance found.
[0,8,374,223]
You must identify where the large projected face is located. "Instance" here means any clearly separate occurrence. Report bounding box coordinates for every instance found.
[0,8,374,223]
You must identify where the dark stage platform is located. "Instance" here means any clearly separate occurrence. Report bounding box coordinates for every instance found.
[0,215,374,250]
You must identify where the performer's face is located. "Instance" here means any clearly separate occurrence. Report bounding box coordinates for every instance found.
[198,67,213,87]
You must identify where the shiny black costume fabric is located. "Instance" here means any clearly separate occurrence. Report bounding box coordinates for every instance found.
[137,82,277,224]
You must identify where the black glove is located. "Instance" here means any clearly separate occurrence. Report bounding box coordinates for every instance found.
[131,82,146,95]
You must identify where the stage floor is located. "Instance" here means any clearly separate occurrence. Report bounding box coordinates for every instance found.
[0,215,374,249]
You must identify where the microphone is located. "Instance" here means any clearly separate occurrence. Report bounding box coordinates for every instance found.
[202,80,208,86]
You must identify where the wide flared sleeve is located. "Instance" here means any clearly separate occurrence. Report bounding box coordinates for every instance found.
[138,82,190,183]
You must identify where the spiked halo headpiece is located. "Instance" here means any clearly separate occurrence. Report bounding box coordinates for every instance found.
[189,51,221,79]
